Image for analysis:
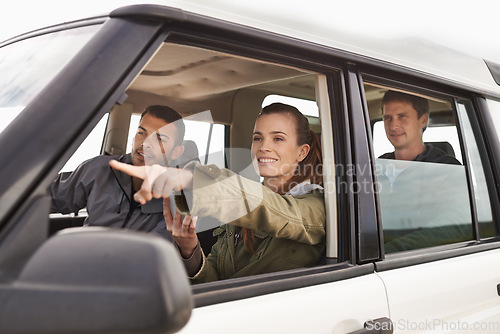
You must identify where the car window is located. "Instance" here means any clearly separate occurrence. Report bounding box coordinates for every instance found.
[128,42,329,279]
[364,83,476,253]
[60,114,109,173]
[49,40,333,282]
[263,94,320,136]
[0,25,100,134]
[126,114,226,168]
[263,94,319,117]
[372,122,463,163]
[377,158,472,253]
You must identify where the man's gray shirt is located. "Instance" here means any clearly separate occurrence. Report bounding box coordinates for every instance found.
[51,154,172,240]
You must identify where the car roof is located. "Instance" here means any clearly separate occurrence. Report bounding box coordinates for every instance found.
[3,0,500,96]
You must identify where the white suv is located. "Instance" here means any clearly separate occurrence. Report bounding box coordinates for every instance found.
[1,3,500,334]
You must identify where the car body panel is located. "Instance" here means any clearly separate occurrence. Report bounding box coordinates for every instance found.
[378,249,500,333]
[181,273,389,334]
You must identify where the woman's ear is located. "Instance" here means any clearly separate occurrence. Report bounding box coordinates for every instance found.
[297,144,310,162]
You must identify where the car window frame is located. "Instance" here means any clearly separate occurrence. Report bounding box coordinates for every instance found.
[358,71,500,269]
[159,24,355,305]
[138,10,500,303]
[456,98,500,239]
[0,16,168,279]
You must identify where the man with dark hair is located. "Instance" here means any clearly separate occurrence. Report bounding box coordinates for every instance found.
[50,105,185,239]
[140,105,185,147]
[377,92,470,253]
[379,90,459,164]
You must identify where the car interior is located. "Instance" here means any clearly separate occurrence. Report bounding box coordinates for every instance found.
[48,41,324,256]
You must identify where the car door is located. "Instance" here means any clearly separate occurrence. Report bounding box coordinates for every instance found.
[132,7,391,333]
[181,272,389,334]
[361,74,500,333]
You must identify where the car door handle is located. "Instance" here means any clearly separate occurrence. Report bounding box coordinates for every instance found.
[347,317,394,334]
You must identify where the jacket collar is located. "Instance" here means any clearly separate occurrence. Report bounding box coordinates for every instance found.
[110,154,133,203]
[110,154,163,214]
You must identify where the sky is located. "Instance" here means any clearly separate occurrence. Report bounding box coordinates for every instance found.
[1,0,499,63]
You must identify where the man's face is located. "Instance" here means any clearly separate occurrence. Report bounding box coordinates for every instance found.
[383,101,428,151]
[131,113,183,167]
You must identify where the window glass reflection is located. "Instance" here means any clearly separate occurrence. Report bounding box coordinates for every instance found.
[0,25,99,134]
[377,159,473,253]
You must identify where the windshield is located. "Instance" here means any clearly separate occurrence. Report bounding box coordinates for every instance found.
[0,25,100,133]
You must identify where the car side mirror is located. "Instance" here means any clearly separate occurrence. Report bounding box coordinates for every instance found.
[0,227,193,333]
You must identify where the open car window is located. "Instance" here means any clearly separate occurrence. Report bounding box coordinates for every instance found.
[49,40,335,283]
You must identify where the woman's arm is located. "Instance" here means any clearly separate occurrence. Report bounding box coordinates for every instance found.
[180,165,325,245]
[110,161,325,245]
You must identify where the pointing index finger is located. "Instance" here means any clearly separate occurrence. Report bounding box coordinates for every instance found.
[109,160,146,180]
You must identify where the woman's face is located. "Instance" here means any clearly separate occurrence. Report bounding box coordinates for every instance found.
[251,113,309,190]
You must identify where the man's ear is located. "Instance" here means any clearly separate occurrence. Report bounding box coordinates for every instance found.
[171,145,185,161]
[297,144,310,162]
[420,113,429,130]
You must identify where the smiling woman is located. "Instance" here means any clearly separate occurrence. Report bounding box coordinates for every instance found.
[109,101,326,284]
[252,103,323,195]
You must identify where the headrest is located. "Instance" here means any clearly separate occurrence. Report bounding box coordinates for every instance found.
[175,140,200,168]
[425,141,455,157]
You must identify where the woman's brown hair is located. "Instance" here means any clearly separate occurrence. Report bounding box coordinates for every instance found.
[242,102,323,253]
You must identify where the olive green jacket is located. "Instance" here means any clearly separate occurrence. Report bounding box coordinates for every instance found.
[175,164,325,284]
